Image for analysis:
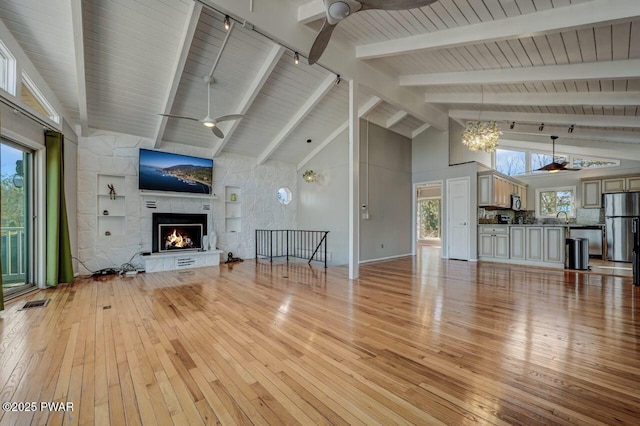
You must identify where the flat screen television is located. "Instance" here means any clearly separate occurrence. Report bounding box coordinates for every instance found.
[139,149,213,195]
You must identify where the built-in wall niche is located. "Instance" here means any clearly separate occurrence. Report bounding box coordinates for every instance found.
[97,174,126,237]
[225,186,241,233]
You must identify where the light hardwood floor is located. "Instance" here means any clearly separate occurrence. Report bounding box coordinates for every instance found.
[1,248,639,425]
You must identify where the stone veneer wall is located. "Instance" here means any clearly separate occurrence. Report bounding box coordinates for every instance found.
[77,130,297,272]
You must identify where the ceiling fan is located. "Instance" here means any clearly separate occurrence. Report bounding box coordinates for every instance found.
[536,135,581,173]
[159,78,243,139]
[308,0,439,65]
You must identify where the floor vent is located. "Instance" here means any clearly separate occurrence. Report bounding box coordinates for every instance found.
[21,299,50,310]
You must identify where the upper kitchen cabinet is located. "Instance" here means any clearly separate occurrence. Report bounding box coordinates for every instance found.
[602,178,625,193]
[478,172,527,210]
[582,180,602,208]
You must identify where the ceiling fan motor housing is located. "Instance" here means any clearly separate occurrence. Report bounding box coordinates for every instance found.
[326,0,361,24]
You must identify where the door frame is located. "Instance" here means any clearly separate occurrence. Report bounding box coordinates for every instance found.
[412,180,443,256]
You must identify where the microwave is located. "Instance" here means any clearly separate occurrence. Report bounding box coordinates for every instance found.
[511,194,522,211]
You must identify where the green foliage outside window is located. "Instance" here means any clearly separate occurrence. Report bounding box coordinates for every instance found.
[419,199,440,239]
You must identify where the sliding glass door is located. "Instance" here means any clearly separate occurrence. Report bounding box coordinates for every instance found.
[1,140,33,297]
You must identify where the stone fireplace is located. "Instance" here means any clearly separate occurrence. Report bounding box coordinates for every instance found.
[152,213,208,253]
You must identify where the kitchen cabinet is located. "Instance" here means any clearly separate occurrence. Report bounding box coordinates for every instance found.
[602,178,625,193]
[479,225,565,268]
[582,180,602,208]
[626,176,640,191]
[478,173,527,209]
[526,227,544,261]
[544,227,565,264]
[510,227,526,260]
[478,226,509,259]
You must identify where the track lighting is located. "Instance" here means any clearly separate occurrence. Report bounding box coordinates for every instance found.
[335,74,341,85]
[568,124,575,133]
[294,52,299,65]
[539,123,545,131]
[224,15,231,30]
[509,121,515,130]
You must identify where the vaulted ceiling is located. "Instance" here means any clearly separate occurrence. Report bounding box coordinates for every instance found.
[0,0,638,166]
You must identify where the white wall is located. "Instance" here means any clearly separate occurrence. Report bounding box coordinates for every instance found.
[77,130,297,272]
[297,131,350,265]
[359,120,413,262]
[412,125,479,260]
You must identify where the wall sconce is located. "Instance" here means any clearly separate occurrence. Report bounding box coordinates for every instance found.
[302,170,317,183]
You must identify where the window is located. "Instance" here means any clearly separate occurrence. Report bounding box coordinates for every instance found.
[572,156,620,169]
[21,72,59,124]
[530,152,567,173]
[495,149,526,176]
[494,145,621,176]
[535,186,576,218]
[276,187,292,205]
[0,39,16,95]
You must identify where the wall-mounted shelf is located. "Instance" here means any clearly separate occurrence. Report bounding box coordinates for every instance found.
[225,186,241,233]
[97,174,126,237]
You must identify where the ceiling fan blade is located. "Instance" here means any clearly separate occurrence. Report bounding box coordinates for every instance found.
[360,0,438,10]
[211,126,224,139]
[309,18,337,65]
[536,162,564,172]
[159,114,200,122]
[214,114,244,123]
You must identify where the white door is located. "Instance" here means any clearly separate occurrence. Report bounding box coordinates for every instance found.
[447,177,470,260]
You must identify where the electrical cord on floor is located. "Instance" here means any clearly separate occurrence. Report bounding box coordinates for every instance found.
[72,250,144,279]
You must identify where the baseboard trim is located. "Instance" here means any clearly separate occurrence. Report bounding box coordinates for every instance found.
[359,253,413,264]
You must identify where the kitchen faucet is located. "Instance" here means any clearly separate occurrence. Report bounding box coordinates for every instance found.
[556,211,569,224]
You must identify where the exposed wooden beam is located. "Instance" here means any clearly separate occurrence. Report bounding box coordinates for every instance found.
[357,0,640,60]
[153,2,202,148]
[426,91,640,106]
[212,44,284,157]
[257,74,335,165]
[450,110,640,129]
[70,0,88,136]
[412,123,431,139]
[386,110,409,128]
[198,0,448,130]
[297,96,382,170]
[500,123,640,146]
[402,60,640,87]
[298,0,325,24]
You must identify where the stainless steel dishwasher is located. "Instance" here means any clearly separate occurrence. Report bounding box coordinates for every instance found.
[569,227,603,258]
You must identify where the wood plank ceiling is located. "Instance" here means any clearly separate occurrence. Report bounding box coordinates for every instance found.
[0,0,638,165]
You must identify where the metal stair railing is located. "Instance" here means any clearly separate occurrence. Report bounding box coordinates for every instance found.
[255,230,329,267]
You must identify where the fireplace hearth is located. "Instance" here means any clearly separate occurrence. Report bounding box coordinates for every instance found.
[152,213,208,253]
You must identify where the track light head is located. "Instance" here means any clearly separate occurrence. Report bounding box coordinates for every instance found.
[568,124,575,133]
[335,74,341,85]
[539,123,545,131]
[294,52,299,65]
[509,121,515,130]
[224,15,231,30]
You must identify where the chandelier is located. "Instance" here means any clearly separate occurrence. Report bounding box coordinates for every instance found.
[462,120,502,152]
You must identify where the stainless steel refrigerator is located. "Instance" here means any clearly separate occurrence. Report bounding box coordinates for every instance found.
[604,192,640,262]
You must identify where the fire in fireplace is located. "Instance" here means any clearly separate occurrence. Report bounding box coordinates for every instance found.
[159,224,203,252]
[152,213,208,253]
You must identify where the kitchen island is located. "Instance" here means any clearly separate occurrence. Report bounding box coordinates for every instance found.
[478,224,567,268]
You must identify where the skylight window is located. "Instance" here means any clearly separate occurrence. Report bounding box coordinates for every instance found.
[21,72,59,124]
